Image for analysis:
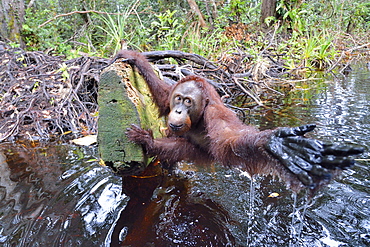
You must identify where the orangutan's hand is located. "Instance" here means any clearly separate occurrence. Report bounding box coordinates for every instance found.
[266,124,364,188]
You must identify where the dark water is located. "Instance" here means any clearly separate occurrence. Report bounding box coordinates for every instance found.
[0,144,127,246]
[0,64,369,246]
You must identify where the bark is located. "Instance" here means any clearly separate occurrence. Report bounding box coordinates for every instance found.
[186,0,208,28]
[98,61,166,174]
[0,0,25,45]
[205,0,218,26]
[260,0,277,28]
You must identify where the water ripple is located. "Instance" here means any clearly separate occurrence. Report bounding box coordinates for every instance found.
[0,143,127,246]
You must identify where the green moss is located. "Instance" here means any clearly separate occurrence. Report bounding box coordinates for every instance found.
[97,63,165,173]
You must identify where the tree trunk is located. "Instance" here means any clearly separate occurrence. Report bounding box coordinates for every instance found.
[0,0,25,46]
[98,61,166,174]
[260,0,277,28]
[205,0,218,27]
[187,0,208,28]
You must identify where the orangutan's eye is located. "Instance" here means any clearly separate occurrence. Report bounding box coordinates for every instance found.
[184,98,192,106]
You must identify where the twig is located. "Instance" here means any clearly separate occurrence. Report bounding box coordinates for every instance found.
[0,98,36,142]
[327,42,370,72]
[259,22,280,56]
[143,50,233,83]
[233,77,264,106]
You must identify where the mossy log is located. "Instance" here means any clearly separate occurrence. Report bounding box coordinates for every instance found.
[98,61,166,174]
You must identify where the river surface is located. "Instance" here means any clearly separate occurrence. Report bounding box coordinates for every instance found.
[0,64,369,246]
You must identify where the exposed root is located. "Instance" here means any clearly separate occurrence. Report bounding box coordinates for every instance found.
[1,42,366,141]
[0,47,110,141]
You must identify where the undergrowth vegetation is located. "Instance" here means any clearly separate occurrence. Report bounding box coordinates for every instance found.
[1,0,369,141]
[19,0,370,75]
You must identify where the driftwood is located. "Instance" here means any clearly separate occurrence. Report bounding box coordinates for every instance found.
[143,50,233,83]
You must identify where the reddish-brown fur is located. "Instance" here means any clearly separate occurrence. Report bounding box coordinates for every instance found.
[116,50,303,190]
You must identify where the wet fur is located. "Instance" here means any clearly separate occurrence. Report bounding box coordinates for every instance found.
[116,50,304,191]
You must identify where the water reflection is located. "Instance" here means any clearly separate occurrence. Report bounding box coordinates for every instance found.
[0,143,127,246]
[109,162,236,246]
[0,64,369,246]
[242,63,370,246]
[293,65,370,246]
